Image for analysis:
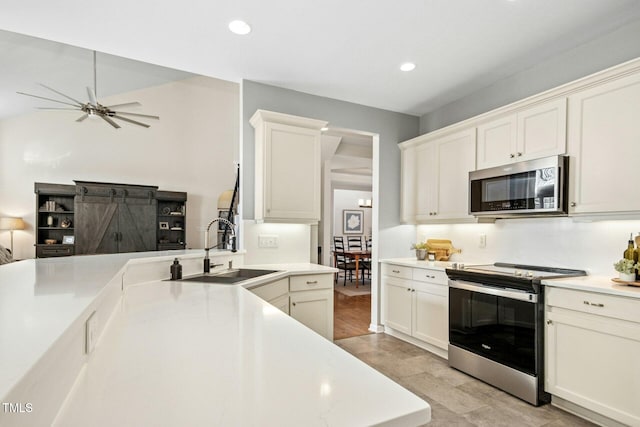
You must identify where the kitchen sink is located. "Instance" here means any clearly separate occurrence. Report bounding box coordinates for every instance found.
[178,268,280,284]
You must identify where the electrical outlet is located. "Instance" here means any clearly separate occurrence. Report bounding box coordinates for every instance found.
[258,235,279,248]
[85,311,97,354]
[479,234,486,248]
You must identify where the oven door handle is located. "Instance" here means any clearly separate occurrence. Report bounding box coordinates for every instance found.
[448,279,538,303]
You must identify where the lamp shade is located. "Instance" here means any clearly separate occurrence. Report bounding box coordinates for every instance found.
[0,217,25,231]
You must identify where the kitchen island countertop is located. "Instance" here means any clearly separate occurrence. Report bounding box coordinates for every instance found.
[1,251,430,426]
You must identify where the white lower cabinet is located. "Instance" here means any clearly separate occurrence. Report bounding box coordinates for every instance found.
[249,278,289,315]
[382,263,448,358]
[250,273,333,340]
[545,287,640,426]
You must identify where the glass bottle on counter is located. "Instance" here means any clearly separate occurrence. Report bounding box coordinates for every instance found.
[623,233,637,261]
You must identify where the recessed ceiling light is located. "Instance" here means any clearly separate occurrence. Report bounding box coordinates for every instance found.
[228,20,251,35]
[321,127,329,132]
[400,62,416,72]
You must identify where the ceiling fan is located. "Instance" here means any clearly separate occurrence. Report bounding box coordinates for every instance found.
[17,51,159,129]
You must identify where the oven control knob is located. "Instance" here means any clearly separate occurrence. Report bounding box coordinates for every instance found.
[514,270,522,276]
[526,271,534,277]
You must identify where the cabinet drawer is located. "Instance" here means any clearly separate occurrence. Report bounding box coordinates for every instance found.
[290,274,332,292]
[250,278,289,302]
[381,263,412,279]
[36,245,74,258]
[547,287,640,323]
[412,268,447,285]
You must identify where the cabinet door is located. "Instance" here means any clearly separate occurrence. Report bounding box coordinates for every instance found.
[118,200,157,253]
[400,145,417,224]
[290,289,333,340]
[264,122,321,221]
[435,129,476,220]
[567,72,640,214]
[270,294,290,315]
[477,115,517,169]
[414,142,437,221]
[516,98,567,162]
[412,284,448,350]
[383,279,412,335]
[74,201,119,254]
[546,309,640,426]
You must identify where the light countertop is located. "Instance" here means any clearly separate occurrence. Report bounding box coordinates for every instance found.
[1,251,429,426]
[542,275,640,299]
[380,257,473,271]
[54,280,429,426]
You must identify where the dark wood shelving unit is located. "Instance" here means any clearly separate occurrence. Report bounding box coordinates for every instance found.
[156,191,187,250]
[34,183,76,258]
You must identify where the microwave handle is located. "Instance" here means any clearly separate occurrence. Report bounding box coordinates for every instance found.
[448,279,538,303]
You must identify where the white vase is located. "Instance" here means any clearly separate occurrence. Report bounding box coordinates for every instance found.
[619,272,636,282]
[415,249,427,260]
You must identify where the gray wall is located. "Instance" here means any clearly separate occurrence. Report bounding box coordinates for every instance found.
[420,18,640,133]
[242,80,419,232]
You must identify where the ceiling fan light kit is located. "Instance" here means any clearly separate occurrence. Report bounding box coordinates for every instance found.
[17,51,159,129]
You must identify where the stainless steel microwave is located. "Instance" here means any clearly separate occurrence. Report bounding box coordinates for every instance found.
[469,155,568,217]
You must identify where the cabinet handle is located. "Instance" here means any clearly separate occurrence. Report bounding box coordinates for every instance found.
[392,270,400,273]
[546,320,553,325]
[406,288,411,292]
[411,289,415,292]
[570,202,577,207]
[292,302,296,307]
[583,300,604,308]
[510,153,515,158]
[306,280,318,285]
[517,152,522,157]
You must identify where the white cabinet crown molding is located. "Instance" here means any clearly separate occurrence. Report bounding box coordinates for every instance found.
[399,56,640,147]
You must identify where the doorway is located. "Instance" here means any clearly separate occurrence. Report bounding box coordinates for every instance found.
[318,127,375,340]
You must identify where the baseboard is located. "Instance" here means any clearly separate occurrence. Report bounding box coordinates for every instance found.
[551,396,629,427]
[369,323,384,333]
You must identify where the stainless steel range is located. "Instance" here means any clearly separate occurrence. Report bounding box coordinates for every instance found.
[445,263,586,406]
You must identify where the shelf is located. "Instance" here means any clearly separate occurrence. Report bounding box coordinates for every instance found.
[39,211,74,214]
[38,227,74,230]
[36,243,75,247]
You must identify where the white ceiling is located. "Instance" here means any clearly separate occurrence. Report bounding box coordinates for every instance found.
[1,0,640,119]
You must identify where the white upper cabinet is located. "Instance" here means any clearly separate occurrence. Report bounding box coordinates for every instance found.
[567,71,640,215]
[477,98,567,169]
[250,110,328,223]
[404,128,476,223]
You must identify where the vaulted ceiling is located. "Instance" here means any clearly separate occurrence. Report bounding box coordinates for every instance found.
[2,0,640,121]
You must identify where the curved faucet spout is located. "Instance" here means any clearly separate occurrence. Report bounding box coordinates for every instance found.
[204,217,237,273]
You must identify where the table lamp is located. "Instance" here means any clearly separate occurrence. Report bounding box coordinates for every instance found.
[0,217,25,255]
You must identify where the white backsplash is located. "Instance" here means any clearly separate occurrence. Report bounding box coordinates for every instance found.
[416,218,640,276]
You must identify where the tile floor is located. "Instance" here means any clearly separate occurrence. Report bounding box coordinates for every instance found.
[335,333,596,427]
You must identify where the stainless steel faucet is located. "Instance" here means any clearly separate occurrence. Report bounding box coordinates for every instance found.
[204,217,237,273]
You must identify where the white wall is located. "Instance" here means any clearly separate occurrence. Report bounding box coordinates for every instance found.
[415,218,640,276]
[242,221,311,265]
[332,189,372,238]
[0,76,239,259]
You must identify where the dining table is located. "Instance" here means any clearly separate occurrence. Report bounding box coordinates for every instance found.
[333,249,371,288]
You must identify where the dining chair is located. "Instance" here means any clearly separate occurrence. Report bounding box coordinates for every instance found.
[347,235,363,250]
[333,236,357,286]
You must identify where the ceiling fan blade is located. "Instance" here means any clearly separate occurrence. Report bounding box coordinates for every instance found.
[16,91,81,108]
[36,107,81,111]
[76,114,89,122]
[100,114,121,129]
[86,87,98,106]
[111,114,151,128]
[106,102,141,109]
[111,111,160,119]
[39,83,84,106]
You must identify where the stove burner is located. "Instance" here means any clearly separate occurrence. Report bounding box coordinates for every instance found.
[446,262,586,293]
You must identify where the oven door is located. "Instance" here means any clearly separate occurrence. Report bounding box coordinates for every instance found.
[449,280,539,376]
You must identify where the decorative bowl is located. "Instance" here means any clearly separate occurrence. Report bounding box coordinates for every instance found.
[44,239,57,245]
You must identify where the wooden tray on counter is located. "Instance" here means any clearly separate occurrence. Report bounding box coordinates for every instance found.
[611,278,640,287]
